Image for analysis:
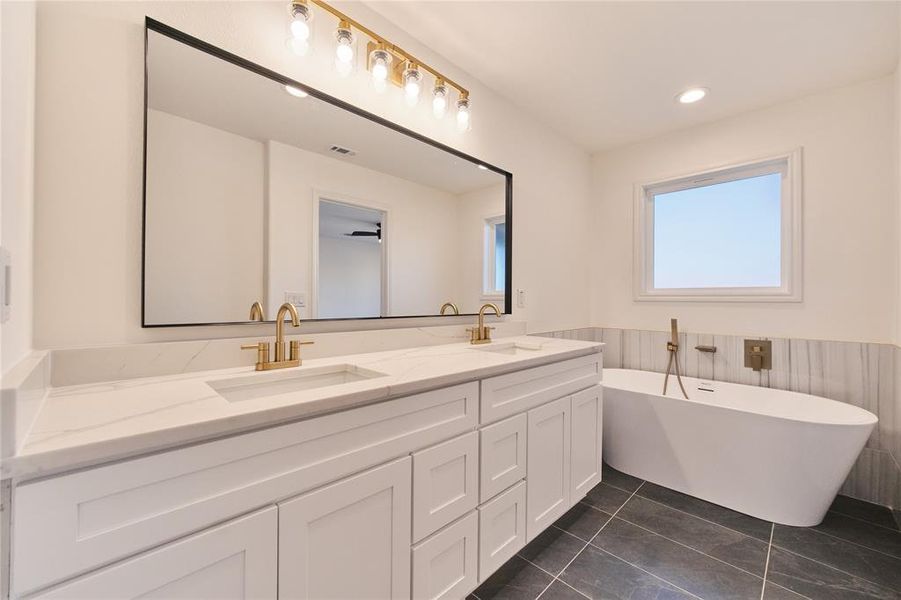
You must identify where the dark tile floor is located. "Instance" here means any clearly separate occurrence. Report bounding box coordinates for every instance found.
[470,464,901,600]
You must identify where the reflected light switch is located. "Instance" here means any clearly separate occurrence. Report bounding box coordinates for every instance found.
[516,289,525,309]
[284,291,307,309]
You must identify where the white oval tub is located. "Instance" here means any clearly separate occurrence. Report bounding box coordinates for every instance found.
[602,368,878,526]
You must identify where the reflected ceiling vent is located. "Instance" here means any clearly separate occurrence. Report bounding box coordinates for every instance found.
[329,145,357,157]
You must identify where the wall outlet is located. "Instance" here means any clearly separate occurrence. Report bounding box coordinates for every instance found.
[516,288,526,308]
[284,291,307,309]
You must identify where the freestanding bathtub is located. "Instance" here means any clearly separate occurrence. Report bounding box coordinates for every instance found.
[603,368,878,526]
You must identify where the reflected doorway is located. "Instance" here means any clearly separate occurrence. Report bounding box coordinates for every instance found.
[314,198,387,319]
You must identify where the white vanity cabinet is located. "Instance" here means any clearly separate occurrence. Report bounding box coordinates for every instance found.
[9,351,602,600]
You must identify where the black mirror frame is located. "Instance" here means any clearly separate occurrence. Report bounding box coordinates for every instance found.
[142,17,513,328]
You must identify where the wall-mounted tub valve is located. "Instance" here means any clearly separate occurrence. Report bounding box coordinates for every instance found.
[744,339,772,372]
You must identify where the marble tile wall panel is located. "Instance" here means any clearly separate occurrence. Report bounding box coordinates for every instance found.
[541,326,901,509]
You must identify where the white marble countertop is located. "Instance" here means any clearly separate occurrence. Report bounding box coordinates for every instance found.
[4,336,601,480]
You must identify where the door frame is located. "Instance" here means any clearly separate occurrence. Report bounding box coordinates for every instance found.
[311,190,390,319]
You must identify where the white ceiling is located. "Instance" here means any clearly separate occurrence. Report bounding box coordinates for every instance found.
[368,1,899,152]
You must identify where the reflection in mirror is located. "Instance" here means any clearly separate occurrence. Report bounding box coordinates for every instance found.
[143,23,511,326]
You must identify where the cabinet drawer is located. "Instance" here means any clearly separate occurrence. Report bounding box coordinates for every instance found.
[13,383,477,596]
[27,507,277,600]
[413,432,479,542]
[478,481,526,582]
[480,354,600,424]
[412,511,479,600]
[480,413,527,502]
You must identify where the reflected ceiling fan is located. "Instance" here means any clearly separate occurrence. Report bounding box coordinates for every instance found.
[344,222,381,241]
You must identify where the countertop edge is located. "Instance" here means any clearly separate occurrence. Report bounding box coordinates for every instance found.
[4,343,602,482]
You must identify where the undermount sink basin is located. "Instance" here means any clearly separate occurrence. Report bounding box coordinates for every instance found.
[208,364,387,402]
[471,341,543,356]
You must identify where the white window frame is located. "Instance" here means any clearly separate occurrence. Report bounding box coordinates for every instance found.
[633,148,802,302]
[482,215,506,300]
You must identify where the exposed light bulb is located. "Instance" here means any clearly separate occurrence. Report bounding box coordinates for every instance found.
[369,48,391,88]
[677,87,707,104]
[289,2,312,41]
[285,84,308,98]
[403,64,422,104]
[456,96,471,131]
[335,24,354,64]
[432,82,448,118]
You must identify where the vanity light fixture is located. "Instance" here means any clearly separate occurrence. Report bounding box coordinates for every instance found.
[677,87,708,104]
[432,80,448,118]
[456,94,471,131]
[284,84,308,98]
[403,62,423,104]
[287,0,472,128]
[334,20,354,71]
[287,0,313,55]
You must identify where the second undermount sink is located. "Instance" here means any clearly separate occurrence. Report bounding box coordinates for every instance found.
[208,364,388,402]
[471,341,543,356]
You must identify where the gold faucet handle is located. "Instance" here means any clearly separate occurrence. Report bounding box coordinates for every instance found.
[289,340,315,362]
[241,342,269,369]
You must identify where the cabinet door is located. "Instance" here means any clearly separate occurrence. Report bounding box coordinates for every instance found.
[29,507,276,600]
[526,396,571,541]
[278,457,412,600]
[413,432,479,541]
[412,511,479,600]
[480,414,527,503]
[570,386,603,503]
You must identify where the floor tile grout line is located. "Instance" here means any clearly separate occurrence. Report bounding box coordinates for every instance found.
[772,543,901,592]
[794,522,901,561]
[591,546,706,600]
[604,511,767,581]
[537,482,645,600]
[633,490,772,543]
[759,523,774,600]
[828,508,901,533]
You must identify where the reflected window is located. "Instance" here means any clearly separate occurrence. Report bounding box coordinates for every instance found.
[484,216,506,298]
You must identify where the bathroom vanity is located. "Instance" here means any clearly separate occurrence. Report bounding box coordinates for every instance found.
[3,336,602,599]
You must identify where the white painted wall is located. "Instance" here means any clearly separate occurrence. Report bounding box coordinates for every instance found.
[318,237,381,319]
[31,1,592,348]
[266,140,460,319]
[1,1,36,374]
[144,109,264,324]
[591,76,897,343]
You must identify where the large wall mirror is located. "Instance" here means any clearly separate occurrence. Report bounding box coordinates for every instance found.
[143,19,512,327]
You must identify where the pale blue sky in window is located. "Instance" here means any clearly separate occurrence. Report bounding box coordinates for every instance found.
[653,173,782,289]
[495,222,506,291]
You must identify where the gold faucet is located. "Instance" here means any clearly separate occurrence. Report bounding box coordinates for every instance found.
[249,301,266,321]
[241,302,313,370]
[469,303,501,344]
[440,302,459,316]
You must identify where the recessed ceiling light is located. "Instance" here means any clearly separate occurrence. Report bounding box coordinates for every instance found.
[285,84,308,98]
[677,88,707,104]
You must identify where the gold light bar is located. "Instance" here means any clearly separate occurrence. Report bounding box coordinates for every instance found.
[303,0,470,98]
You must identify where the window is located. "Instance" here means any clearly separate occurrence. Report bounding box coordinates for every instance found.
[483,216,506,298]
[634,149,802,301]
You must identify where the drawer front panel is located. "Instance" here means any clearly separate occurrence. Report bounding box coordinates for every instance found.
[412,511,479,600]
[413,432,479,542]
[27,507,277,600]
[480,354,601,424]
[13,383,477,596]
[479,414,527,503]
[478,481,526,582]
